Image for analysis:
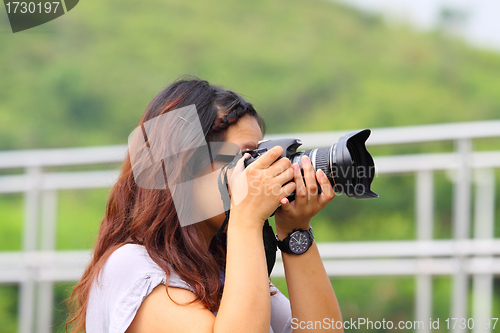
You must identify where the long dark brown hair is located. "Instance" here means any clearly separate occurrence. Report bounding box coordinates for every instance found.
[66,77,265,332]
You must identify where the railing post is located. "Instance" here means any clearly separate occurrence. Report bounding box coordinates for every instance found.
[415,170,433,333]
[19,166,41,333]
[451,138,472,333]
[472,169,495,333]
[37,190,58,333]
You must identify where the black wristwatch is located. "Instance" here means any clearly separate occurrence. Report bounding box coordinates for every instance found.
[276,227,314,255]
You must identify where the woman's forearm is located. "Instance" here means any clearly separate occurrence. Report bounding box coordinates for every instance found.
[213,217,271,333]
[283,242,343,333]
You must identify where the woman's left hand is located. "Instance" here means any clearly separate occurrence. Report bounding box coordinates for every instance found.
[274,155,335,239]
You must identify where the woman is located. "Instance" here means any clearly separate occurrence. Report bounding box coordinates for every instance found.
[67,77,342,333]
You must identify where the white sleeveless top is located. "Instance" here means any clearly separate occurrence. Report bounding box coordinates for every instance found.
[86,244,292,333]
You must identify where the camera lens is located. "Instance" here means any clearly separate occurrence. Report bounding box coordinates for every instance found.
[245,129,378,199]
[292,147,335,187]
[290,130,377,199]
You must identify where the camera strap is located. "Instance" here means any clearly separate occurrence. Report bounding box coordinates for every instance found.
[262,219,277,276]
[215,154,240,241]
[215,153,277,276]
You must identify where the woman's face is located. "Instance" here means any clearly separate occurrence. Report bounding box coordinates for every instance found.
[225,114,263,152]
[193,114,263,241]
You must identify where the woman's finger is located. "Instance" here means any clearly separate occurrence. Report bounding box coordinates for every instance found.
[282,181,297,199]
[293,163,307,206]
[301,155,318,201]
[267,156,292,177]
[317,169,335,207]
[275,166,294,185]
[249,146,284,170]
[279,196,294,213]
[230,152,250,178]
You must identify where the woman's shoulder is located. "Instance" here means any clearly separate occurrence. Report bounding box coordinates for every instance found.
[102,243,162,277]
[97,243,193,292]
[87,244,194,333]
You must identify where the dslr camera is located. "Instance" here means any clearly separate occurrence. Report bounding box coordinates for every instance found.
[243,129,378,199]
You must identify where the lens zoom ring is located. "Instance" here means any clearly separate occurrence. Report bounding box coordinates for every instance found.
[314,147,332,179]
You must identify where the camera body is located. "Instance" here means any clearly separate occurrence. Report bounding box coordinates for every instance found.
[243,129,378,200]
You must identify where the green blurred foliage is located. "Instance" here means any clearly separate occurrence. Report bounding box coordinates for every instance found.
[1,0,500,150]
[53,282,76,333]
[56,188,109,250]
[1,0,500,332]
[0,195,23,251]
[0,286,18,333]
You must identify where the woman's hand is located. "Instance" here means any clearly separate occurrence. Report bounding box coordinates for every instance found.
[274,155,335,239]
[228,146,296,227]
[277,158,342,333]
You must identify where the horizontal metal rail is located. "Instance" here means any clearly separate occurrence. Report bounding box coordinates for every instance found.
[267,119,500,147]
[0,251,90,283]
[1,239,499,282]
[1,120,500,169]
[1,151,500,194]
[0,145,127,169]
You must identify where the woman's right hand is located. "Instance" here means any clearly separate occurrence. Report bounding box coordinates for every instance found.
[215,146,293,333]
[228,146,296,226]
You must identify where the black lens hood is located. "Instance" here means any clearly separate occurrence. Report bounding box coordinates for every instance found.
[335,129,378,199]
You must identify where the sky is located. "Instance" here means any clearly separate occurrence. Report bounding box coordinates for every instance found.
[335,0,500,52]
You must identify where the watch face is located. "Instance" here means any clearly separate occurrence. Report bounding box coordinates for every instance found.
[289,231,311,254]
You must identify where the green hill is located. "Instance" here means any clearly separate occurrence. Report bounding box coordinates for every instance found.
[1,0,500,150]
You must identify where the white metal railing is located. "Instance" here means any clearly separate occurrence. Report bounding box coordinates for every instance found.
[0,120,499,333]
